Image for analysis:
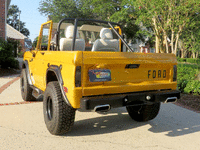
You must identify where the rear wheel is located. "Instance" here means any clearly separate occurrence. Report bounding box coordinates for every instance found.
[126,102,160,122]
[20,69,36,101]
[43,81,76,135]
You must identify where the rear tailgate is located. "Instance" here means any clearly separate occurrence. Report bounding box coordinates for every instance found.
[81,52,177,96]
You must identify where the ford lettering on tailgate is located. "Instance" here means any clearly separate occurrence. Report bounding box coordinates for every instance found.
[89,69,111,82]
[148,70,166,78]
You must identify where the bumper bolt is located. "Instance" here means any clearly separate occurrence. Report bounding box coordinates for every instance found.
[146,96,151,100]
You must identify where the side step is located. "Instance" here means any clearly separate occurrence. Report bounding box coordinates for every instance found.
[31,86,43,99]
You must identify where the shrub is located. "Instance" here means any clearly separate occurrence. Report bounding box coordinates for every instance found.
[184,80,200,95]
[177,57,186,62]
[177,64,197,92]
[0,39,13,61]
[197,59,200,65]
[186,58,197,64]
[177,57,200,65]
[1,57,19,69]
[7,38,21,57]
[177,64,200,95]
[0,39,19,69]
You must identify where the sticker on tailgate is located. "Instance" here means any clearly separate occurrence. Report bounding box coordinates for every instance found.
[89,69,111,82]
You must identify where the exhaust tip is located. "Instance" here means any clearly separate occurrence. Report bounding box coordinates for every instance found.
[94,104,110,112]
[164,97,177,103]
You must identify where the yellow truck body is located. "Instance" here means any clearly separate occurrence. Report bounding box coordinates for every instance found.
[21,18,180,135]
[24,51,177,109]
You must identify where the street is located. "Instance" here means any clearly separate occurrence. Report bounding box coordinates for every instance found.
[0,79,200,150]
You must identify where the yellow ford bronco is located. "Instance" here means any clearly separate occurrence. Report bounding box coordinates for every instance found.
[20,18,180,135]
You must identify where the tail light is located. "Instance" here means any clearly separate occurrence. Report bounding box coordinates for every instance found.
[75,66,81,87]
[173,65,177,81]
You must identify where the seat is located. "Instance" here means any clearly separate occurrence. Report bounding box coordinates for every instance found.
[91,28,119,52]
[60,26,85,51]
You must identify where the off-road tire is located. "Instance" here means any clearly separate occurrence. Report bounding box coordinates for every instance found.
[126,102,161,122]
[20,69,36,101]
[43,81,76,135]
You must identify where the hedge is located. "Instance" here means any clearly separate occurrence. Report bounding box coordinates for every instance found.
[177,57,186,62]
[177,57,200,65]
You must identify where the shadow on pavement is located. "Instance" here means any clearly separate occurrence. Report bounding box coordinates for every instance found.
[65,104,200,137]
[25,96,43,102]
[148,104,200,137]
[66,107,148,136]
[36,96,43,102]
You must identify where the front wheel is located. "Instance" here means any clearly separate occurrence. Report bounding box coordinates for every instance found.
[126,102,161,122]
[43,81,76,135]
[20,69,36,101]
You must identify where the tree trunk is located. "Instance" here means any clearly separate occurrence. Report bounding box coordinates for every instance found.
[171,30,174,54]
[196,52,199,59]
[192,52,196,59]
[178,40,184,57]
[181,49,188,58]
[184,50,188,58]
[156,35,159,53]
[164,31,169,53]
[152,17,160,53]
[181,49,184,58]
[174,33,180,56]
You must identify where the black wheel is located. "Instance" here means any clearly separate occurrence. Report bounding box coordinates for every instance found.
[43,81,76,135]
[126,102,161,122]
[20,69,36,101]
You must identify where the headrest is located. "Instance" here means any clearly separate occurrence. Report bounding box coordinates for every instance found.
[65,26,79,39]
[100,28,113,39]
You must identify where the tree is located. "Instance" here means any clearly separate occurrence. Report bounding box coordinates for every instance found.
[7,5,30,37]
[130,0,200,55]
[91,0,146,42]
[180,13,200,58]
[39,0,95,22]
[39,0,144,44]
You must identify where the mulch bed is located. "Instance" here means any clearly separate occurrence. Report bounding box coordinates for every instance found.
[175,94,200,113]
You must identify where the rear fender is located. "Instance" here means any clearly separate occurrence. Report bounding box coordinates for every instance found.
[46,65,72,107]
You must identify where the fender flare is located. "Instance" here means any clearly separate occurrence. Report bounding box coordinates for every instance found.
[46,65,72,107]
[22,60,33,85]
